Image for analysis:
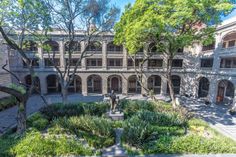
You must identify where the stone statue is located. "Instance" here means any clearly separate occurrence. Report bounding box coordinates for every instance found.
[109,90,117,113]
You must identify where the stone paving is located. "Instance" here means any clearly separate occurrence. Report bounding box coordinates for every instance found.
[179,96,236,141]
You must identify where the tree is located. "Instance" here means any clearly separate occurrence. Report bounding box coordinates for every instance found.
[43,0,120,104]
[0,0,51,134]
[114,0,235,107]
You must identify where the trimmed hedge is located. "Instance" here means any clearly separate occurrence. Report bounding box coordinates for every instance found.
[40,102,109,120]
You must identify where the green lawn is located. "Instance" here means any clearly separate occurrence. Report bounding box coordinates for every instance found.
[1,100,236,156]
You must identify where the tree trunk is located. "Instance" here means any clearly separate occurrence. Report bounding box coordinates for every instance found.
[16,101,27,134]
[167,58,176,108]
[61,86,68,105]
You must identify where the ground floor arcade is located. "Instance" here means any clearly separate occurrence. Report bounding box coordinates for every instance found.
[19,72,236,104]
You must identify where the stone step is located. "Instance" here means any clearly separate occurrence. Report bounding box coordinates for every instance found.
[102,145,127,157]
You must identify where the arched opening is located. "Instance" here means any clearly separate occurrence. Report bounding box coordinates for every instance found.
[23,40,38,52]
[87,75,102,94]
[108,75,122,93]
[86,41,102,52]
[47,74,61,94]
[43,40,59,53]
[107,42,123,52]
[198,77,210,98]
[64,41,81,53]
[167,75,181,94]
[148,75,161,94]
[217,80,235,103]
[128,75,141,94]
[25,75,41,94]
[68,75,82,93]
[222,32,236,48]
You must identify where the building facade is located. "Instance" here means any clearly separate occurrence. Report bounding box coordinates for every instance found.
[5,17,236,104]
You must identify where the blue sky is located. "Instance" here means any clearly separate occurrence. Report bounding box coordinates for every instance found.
[112,0,236,21]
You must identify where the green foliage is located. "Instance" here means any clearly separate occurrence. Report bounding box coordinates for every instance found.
[0,96,17,111]
[8,83,26,94]
[120,100,155,118]
[27,113,49,131]
[40,102,109,120]
[114,0,234,55]
[123,115,158,148]
[11,130,94,156]
[146,135,236,154]
[53,115,115,148]
[136,110,185,127]
[0,135,20,157]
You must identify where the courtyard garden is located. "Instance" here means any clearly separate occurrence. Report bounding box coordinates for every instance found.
[1,100,236,156]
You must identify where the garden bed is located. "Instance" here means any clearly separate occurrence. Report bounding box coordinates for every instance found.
[0,100,236,156]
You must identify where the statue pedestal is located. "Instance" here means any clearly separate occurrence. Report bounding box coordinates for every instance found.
[108,111,124,121]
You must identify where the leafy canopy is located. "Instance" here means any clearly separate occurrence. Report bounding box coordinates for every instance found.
[114,0,235,55]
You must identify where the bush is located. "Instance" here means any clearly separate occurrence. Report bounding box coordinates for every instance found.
[11,130,94,157]
[0,96,16,111]
[136,110,186,127]
[122,116,158,148]
[40,103,84,120]
[53,115,115,148]
[40,102,109,120]
[120,100,155,118]
[27,113,49,130]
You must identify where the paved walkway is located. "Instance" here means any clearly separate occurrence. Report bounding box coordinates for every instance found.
[180,96,236,141]
[102,128,126,157]
[0,94,103,134]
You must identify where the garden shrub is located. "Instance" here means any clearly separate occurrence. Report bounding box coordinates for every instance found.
[53,115,115,148]
[122,115,158,148]
[136,110,186,127]
[40,103,84,120]
[40,102,109,120]
[11,130,94,156]
[27,112,49,130]
[0,96,16,111]
[120,100,155,118]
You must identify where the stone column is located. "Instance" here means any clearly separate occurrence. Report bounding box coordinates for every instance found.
[123,47,128,70]
[141,74,148,95]
[59,41,65,68]
[82,75,88,96]
[122,75,128,95]
[102,40,107,70]
[81,41,86,70]
[38,43,44,69]
[208,77,217,103]
[161,76,168,96]
[102,76,108,95]
[39,75,47,95]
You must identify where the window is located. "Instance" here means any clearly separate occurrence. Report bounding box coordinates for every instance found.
[43,41,59,53]
[171,59,183,68]
[228,40,236,47]
[148,59,163,68]
[222,32,236,48]
[107,42,123,52]
[86,42,102,52]
[23,59,39,68]
[44,58,60,67]
[107,59,122,67]
[177,48,184,53]
[202,42,215,51]
[200,58,213,68]
[66,58,81,67]
[220,57,236,68]
[128,59,143,67]
[86,58,102,67]
[65,41,81,52]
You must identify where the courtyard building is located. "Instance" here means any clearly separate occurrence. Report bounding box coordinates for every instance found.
[2,17,236,104]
